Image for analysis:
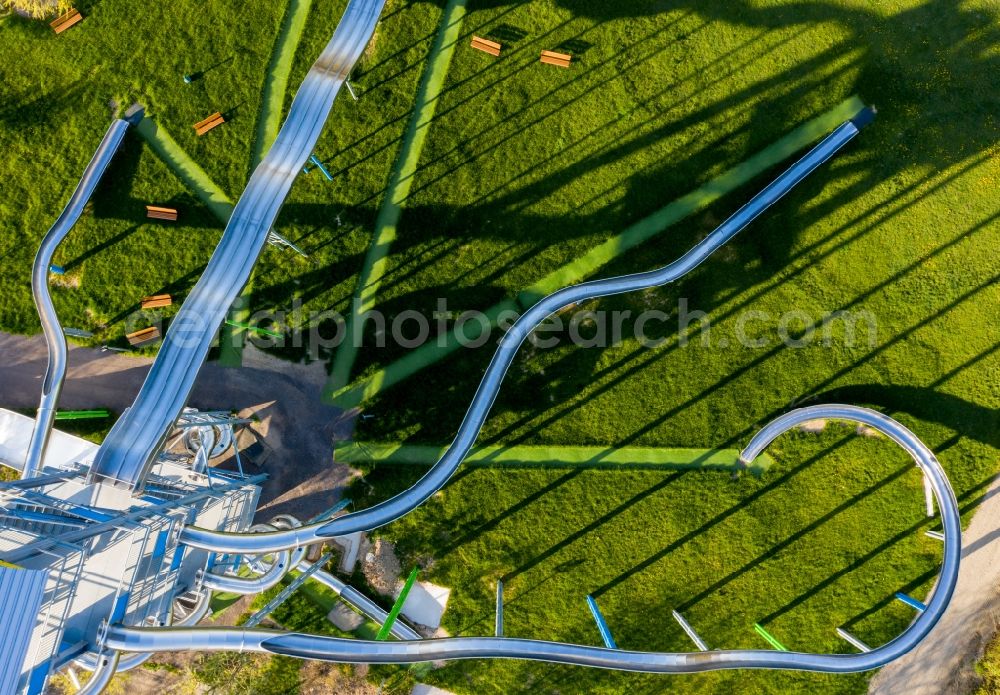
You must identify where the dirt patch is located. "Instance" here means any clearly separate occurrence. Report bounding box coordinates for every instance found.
[299,662,378,695]
[51,273,81,289]
[363,538,402,597]
[0,333,360,522]
[113,665,204,695]
[856,423,883,438]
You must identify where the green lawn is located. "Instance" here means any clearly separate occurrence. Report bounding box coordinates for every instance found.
[353,426,992,694]
[0,0,442,351]
[343,0,998,694]
[1,0,999,694]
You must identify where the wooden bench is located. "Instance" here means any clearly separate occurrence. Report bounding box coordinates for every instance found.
[471,36,502,57]
[126,326,161,346]
[540,50,572,68]
[193,112,225,136]
[50,9,83,34]
[556,302,578,317]
[141,294,173,309]
[146,205,178,221]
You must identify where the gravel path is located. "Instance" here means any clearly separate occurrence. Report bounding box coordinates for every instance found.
[0,332,356,519]
[869,473,1000,694]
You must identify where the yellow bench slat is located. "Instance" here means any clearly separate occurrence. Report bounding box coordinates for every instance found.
[146,205,178,221]
[193,112,225,135]
[141,294,173,309]
[126,327,161,345]
[540,50,572,68]
[471,36,502,56]
[51,9,83,33]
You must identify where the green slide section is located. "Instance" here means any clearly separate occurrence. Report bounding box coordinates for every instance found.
[376,566,419,641]
[326,96,865,408]
[335,441,774,475]
[328,0,469,390]
[54,409,109,421]
[252,0,315,167]
[224,319,283,339]
[754,623,789,651]
[134,117,234,224]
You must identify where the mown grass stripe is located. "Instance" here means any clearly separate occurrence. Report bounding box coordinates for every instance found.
[328,0,469,390]
[332,298,519,407]
[222,0,315,367]
[325,96,865,408]
[335,441,773,474]
[134,116,234,224]
[252,0,315,168]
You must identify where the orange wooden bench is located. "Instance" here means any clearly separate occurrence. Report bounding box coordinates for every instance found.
[50,9,83,34]
[146,205,178,221]
[556,302,578,317]
[141,294,173,309]
[126,326,161,346]
[540,50,572,68]
[193,112,225,136]
[471,36,502,57]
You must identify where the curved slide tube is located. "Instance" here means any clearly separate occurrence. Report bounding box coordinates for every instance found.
[172,589,214,628]
[200,521,306,594]
[297,559,421,640]
[74,650,148,676]
[179,107,877,555]
[105,405,960,673]
[73,651,120,695]
[200,548,293,594]
[73,590,211,685]
[22,117,135,479]
[90,0,387,489]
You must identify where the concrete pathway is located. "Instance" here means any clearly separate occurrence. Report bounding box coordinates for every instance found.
[0,332,355,520]
[869,473,1000,694]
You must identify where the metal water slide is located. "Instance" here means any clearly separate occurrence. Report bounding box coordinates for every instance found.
[296,559,421,640]
[22,114,139,480]
[104,405,961,673]
[89,0,387,489]
[177,107,879,555]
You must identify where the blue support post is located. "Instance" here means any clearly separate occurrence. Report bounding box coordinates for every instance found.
[586,595,617,649]
[309,155,333,181]
[894,592,927,612]
[49,264,65,275]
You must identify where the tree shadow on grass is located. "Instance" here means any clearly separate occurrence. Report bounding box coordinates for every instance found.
[773,472,997,631]
[820,380,1000,450]
[408,0,993,287]
[0,78,88,129]
[343,0,998,426]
